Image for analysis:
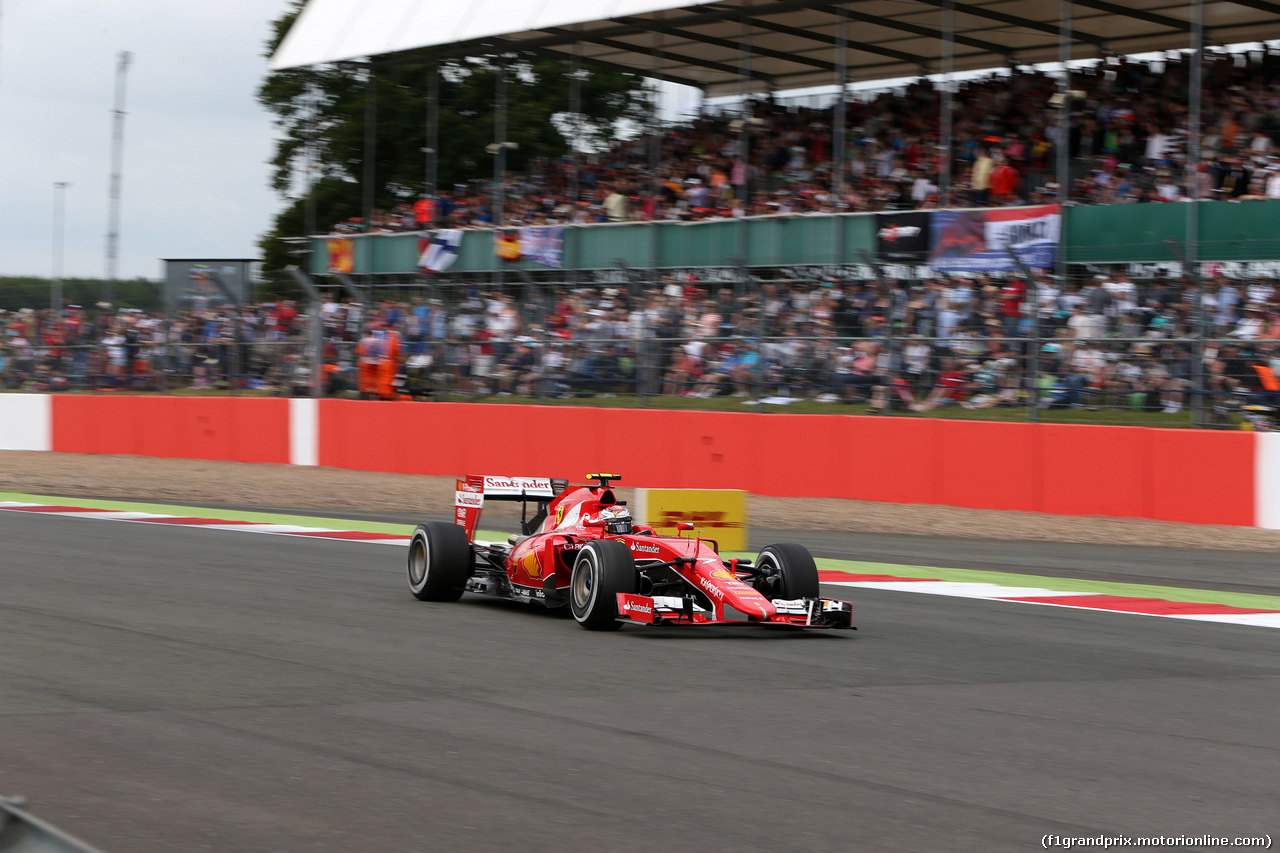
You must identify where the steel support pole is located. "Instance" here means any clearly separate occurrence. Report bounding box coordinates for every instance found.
[1188,0,1204,426]
[738,4,752,259]
[1056,0,1071,205]
[1045,0,1070,419]
[833,9,848,264]
[569,45,582,208]
[363,65,377,233]
[494,56,507,229]
[304,75,318,260]
[427,61,440,227]
[645,34,664,404]
[940,0,955,206]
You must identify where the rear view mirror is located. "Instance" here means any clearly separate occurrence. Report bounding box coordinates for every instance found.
[676,522,694,533]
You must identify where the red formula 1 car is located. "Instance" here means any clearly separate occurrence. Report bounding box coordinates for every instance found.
[406,474,854,631]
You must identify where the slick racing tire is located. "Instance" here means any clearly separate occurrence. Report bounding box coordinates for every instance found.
[569,540,637,631]
[756,543,819,601]
[407,522,472,602]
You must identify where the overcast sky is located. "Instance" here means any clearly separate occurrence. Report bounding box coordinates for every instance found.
[0,0,293,280]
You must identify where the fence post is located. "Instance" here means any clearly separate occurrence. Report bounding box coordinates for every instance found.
[1164,238,1204,427]
[208,272,242,396]
[287,266,326,398]
[1007,247,1039,422]
[858,250,894,414]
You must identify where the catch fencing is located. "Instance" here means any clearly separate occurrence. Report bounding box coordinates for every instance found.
[6,334,1273,430]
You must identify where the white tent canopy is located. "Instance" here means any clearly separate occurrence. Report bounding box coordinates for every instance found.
[272,0,1280,94]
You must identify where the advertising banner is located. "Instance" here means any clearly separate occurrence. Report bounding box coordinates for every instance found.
[876,211,930,260]
[930,204,1061,272]
[519,226,565,268]
[633,488,748,551]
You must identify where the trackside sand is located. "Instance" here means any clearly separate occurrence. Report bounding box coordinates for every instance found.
[2,450,1279,552]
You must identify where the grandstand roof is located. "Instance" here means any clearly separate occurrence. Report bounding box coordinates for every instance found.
[271,0,1280,94]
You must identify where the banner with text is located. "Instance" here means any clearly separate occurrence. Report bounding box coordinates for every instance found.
[930,204,1061,272]
[519,226,565,268]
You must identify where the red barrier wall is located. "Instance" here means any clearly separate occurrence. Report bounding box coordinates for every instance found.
[37,396,1251,526]
[51,396,290,464]
[315,401,1255,526]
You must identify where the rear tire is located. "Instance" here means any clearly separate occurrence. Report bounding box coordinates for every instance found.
[407,522,472,601]
[756,543,819,600]
[570,540,637,630]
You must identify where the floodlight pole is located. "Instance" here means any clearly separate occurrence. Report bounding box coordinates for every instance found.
[105,50,131,303]
[52,182,70,313]
[940,0,954,206]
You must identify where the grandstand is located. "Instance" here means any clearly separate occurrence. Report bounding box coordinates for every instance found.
[7,0,1280,426]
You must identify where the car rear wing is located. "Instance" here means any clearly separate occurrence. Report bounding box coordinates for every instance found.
[454,475,569,541]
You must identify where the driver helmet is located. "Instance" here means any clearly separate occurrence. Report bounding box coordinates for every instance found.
[599,505,632,535]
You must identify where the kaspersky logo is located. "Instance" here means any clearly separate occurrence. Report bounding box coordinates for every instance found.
[698,576,725,600]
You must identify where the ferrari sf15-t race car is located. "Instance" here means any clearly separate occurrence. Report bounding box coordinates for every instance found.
[406,473,854,631]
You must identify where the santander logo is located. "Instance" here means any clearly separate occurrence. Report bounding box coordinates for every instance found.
[483,476,552,493]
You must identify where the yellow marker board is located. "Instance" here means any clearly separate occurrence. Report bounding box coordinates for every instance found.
[633,488,748,551]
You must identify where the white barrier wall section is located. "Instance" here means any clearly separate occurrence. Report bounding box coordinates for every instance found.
[1255,432,1280,529]
[0,394,52,451]
[289,398,319,466]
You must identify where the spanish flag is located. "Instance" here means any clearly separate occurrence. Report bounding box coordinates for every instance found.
[326,238,354,273]
[494,230,521,262]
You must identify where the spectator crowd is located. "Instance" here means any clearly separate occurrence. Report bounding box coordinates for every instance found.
[6,267,1280,421]
[336,46,1280,234]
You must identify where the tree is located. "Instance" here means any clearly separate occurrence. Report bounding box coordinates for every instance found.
[257,0,653,270]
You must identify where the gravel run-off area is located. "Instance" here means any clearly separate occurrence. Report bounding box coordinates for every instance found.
[2,450,1279,553]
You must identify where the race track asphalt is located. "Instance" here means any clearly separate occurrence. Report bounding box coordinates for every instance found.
[2,511,1278,852]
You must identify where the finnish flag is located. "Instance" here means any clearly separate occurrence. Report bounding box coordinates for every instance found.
[418,229,463,273]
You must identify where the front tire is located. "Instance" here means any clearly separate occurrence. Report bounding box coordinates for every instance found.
[407,522,472,601]
[756,543,819,600]
[570,540,637,630]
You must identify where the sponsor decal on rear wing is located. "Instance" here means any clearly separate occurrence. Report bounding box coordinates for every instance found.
[473,475,561,499]
[454,475,566,540]
[455,476,485,540]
